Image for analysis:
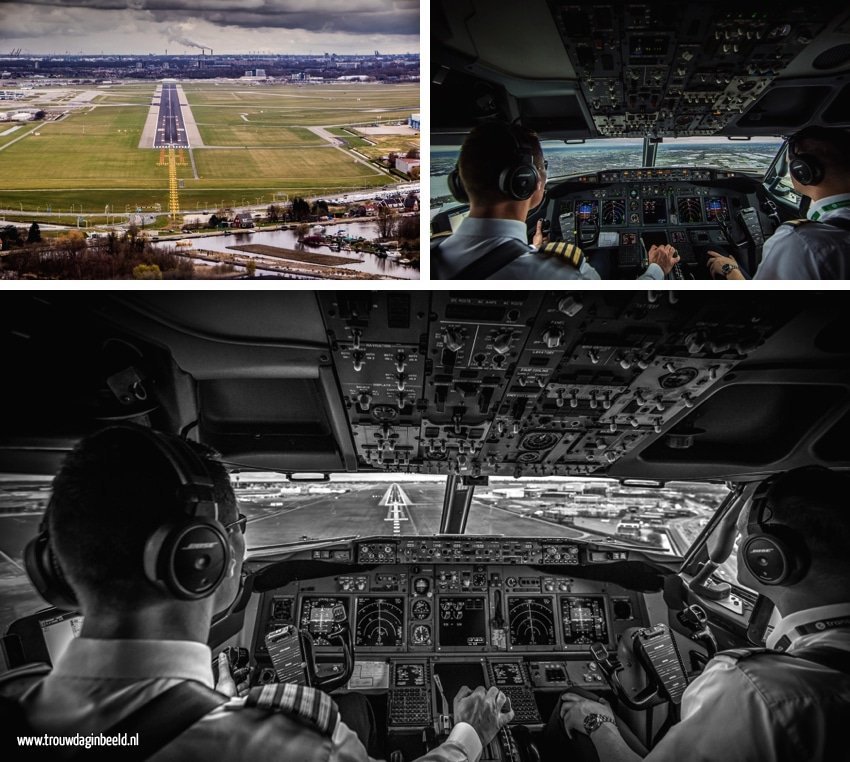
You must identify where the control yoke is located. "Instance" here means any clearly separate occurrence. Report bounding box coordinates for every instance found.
[301,601,355,693]
[589,641,664,711]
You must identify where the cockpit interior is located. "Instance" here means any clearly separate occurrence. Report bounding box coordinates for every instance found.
[1,292,849,760]
[430,1,850,278]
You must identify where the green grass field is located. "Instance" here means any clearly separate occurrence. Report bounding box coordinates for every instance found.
[0,82,418,213]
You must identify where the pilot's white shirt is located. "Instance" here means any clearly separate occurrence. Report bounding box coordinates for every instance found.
[21,638,483,762]
[755,194,850,280]
[433,217,663,280]
[645,604,850,762]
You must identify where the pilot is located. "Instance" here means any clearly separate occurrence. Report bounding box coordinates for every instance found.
[708,126,850,280]
[431,122,679,280]
[546,466,850,762]
[13,425,513,761]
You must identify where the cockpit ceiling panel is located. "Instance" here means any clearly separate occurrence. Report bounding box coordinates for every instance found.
[546,2,846,138]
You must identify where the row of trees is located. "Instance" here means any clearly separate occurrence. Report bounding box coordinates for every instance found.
[2,227,195,279]
[1,222,42,250]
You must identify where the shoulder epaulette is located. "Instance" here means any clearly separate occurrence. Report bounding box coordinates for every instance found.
[540,240,585,268]
[245,683,339,738]
[430,231,452,240]
[783,219,814,228]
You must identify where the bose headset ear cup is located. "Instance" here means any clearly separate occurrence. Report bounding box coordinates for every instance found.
[789,154,823,186]
[448,165,469,204]
[497,125,539,201]
[742,477,808,587]
[498,161,539,201]
[144,518,230,600]
[787,137,824,186]
[24,531,78,611]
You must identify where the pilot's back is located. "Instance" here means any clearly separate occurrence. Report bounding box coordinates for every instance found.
[18,638,337,762]
[756,209,850,280]
[647,628,850,762]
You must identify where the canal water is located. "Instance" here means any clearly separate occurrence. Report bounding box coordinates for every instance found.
[156,220,417,280]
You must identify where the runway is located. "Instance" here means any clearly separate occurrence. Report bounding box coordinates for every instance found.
[154,83,188,148]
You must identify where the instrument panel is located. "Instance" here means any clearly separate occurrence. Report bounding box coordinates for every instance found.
[546,170,772,278]
[253,560,643,661]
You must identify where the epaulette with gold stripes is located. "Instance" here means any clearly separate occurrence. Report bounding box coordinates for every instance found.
[430,231,452,240]
[783,219,814,228]
[245,683,340,737]
[539,240,585,268]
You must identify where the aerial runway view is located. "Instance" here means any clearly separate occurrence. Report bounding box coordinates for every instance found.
[0,0,420,279]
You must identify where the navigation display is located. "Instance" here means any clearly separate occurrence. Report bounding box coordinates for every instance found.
[355,597,405,647]
[642,198,668,225]
[508,596,556,647]
[437,596,487,647]
[560,595,609,646]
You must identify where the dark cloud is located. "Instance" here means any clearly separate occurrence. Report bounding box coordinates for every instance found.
[2,1,419,36]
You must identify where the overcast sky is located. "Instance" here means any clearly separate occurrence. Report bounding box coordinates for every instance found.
[0,1,420,55]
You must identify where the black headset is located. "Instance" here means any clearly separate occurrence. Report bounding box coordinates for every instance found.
[24,425,232,610]
[449,122,541,203]
[787,134,824,187]
[741,477,808,586]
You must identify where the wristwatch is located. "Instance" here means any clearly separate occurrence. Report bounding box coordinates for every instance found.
[584,713,616,735]
[720,262,739,277]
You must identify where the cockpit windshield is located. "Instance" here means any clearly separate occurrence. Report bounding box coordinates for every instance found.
[431,137,784,208]
[654,137,784,173]
[233,474,728,556]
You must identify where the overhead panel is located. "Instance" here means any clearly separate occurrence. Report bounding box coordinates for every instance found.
[547,2,839,137]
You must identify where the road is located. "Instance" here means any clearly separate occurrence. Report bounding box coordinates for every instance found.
[154,83,188,148]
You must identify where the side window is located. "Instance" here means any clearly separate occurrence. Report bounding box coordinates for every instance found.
[712,527,755,594]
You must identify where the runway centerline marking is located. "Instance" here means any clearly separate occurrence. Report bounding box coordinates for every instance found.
[381,483,411,536]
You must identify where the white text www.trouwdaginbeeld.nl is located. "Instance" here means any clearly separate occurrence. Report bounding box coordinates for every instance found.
[17,732,140,749]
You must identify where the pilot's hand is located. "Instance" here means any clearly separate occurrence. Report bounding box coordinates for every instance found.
[647,244,679,275]
[454,685,515,748]
[559,693,617,740]
[532,219,549,249]
[707,251,745,280]
[215,652,249,697]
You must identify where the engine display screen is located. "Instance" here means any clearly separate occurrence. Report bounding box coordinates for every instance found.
[704,196,728,222]
[560,595,609,646]
[437,596,487,648]
[642,198,668,225]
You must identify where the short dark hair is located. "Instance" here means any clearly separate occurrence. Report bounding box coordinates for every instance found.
[790,126,850,183]
[458,121,544,204]
[763,466,850,566]
[49,427,236,607]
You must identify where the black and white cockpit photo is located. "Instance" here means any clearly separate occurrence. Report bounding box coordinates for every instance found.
[0,292,848,761]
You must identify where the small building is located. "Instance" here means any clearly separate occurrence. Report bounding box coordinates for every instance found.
[409,113,420,130]
[233,213,255,229]
[395,157,420,175]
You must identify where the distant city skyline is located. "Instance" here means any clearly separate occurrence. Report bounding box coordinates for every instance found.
[0,1,419,56]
